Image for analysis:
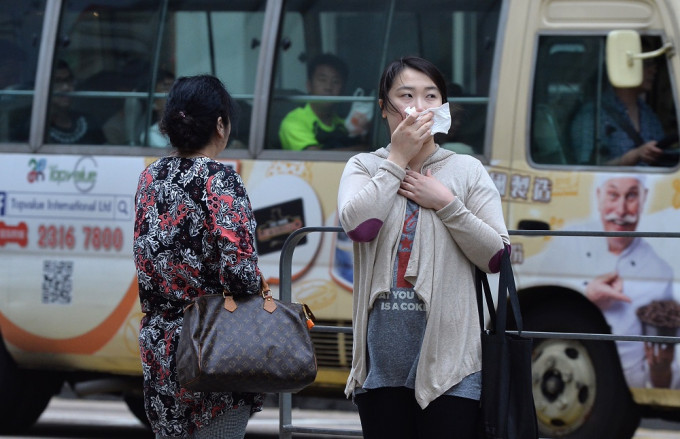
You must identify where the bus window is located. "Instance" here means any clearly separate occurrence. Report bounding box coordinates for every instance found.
[48,0,265,148]
[168,3,266,149]
[0,1,46,144]
[267,0,501,155]
[531,35,679,167]
[48,1,163,146]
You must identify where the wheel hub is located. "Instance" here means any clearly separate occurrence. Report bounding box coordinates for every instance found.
[541,369,565,400]
[532,339,597,436]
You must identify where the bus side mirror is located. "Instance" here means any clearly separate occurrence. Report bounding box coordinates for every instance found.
[606,30,643,88]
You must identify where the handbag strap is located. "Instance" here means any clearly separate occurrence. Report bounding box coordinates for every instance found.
[475,267,497,332]
[259,273,271,296]
[475,249,524,337]
[223,273,277,313]
[498,250,524,335]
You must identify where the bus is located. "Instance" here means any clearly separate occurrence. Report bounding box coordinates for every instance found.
[1,0,680,437]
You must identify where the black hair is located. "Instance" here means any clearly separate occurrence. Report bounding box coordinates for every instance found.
[307,53,349,83]
[160,75,239,152]
[54,59,74,81]
[378,56,448,115]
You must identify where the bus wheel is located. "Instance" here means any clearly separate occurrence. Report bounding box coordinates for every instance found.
[527,313,639,438]
[0,337,63,434]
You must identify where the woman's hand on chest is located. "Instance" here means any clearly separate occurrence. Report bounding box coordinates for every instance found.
[397,169,455,210]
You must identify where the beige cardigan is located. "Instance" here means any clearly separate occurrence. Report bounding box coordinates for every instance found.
[337,146,509,408]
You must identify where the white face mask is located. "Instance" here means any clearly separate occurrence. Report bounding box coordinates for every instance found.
[404,102,452,135]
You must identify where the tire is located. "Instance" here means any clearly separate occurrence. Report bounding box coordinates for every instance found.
[524,304,640,439]
[0,336,63,434]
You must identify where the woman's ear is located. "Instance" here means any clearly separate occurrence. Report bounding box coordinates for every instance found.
[378,99,386,119]
[216,117,224,137]
[217,116,231,139]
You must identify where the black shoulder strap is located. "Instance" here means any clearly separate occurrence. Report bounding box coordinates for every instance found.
[475,267,496,332]
[475,250,522,336]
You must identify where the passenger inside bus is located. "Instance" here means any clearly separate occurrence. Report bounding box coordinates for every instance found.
[140,69,175,147]
[278,53,369,151]
[570,39,673,166]
[46,60,104,145]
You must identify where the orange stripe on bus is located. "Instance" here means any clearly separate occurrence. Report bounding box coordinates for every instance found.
[0,279,139,354]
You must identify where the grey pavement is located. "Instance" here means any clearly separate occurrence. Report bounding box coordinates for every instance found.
[11,396,680,438]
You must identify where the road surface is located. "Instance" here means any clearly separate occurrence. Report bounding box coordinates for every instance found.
[7,396,680,438]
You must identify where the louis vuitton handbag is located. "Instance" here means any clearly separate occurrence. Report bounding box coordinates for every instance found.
[176,275,317,394]
[475,251,538,439]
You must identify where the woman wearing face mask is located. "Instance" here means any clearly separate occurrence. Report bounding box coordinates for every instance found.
[337,56,510,438]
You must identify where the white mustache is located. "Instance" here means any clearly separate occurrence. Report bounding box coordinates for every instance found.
[603,212,638,225]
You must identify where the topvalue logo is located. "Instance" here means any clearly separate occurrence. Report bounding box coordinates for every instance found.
[27,156,98,193]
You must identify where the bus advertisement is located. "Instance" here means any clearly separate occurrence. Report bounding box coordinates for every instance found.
[1,0,680,438]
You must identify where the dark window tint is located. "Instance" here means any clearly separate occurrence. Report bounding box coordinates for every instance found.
[0,1,46,143]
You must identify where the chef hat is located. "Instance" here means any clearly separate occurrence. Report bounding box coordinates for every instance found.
[594,173,647,190]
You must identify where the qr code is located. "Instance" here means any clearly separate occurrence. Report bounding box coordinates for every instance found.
[42,260,73,304]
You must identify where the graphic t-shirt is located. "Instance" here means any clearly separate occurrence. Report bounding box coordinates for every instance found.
[362,199,481,400]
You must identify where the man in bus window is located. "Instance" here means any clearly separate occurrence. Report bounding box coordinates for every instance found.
[570,39,670,166]
[46,60,104,145]
[279,53,367,151]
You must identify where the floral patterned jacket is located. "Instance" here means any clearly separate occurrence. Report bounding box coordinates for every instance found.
[133,157,263,437]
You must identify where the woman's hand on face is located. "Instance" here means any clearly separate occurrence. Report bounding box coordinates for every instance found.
[387,112,434,168]
[398,169,454,210]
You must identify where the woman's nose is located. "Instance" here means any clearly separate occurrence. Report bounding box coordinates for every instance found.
[414,98,426,112]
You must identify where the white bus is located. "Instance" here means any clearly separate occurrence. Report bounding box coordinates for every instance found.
[1,0,680,438]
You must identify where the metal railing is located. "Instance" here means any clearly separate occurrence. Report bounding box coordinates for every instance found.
[277,226,680,438]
